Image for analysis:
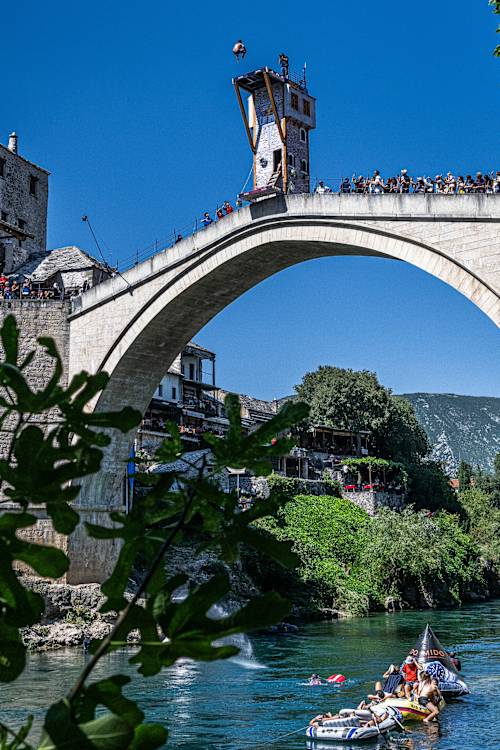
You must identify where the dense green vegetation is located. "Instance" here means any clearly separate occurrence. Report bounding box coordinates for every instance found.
[257,458,500,618]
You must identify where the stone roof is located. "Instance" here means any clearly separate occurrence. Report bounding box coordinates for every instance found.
[148,448,212,476]
[238,393,279,416]
[12,246,109,284]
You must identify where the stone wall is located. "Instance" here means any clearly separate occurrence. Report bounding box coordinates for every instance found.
[0,300,121,584]
[0,300,71,460]
[0,142,49,271]
[343,490,405,516]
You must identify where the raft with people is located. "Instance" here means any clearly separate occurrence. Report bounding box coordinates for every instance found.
[306,624,468,741]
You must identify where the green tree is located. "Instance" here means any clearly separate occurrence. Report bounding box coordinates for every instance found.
[460,487,500,571]
[378,396,430,464]
[295,366,429,464]
[362,508,482,606]
[457,460,473,491]
[406,461,460,513]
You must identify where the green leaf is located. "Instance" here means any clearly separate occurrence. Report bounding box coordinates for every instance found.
[46,502,80,536]
[39,702,134,750]
[1,315,19,364]
[130,724,168,750]
[0,622,26,682]
[238,526,298,569]
[12,540,69,579]
[76,675,143,727]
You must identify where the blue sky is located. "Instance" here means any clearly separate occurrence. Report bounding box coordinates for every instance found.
[3,1,499,399]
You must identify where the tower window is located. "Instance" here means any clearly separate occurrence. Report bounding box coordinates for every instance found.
[303,99,311,116]
[1,211,7,222]
[17,218,26,230]
[158,384,163,398]
[0,158,5,177]
[189,363,195,380]
[291,92,299,110]
[300,159,309,175]
[273,149,282,172]
[287,154,296,167]
[172,386,177,400]
[29,176,38,196]
[300,128,307,143]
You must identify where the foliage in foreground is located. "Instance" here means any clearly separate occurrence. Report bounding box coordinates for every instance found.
[0,314,308,749]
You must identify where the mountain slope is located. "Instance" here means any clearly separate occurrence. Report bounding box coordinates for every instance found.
[400,393,500,475]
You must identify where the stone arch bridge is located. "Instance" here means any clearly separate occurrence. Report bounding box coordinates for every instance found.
[34,193,500,580]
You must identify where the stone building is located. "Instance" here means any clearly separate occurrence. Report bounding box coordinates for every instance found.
[233,59,316,198]
[0,133,49,272]
[13,245,111,296]
[136,342,228,458]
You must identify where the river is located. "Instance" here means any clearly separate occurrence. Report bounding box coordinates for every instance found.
[1,601,499,749]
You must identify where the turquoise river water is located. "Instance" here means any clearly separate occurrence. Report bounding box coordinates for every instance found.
[1,601,499,750]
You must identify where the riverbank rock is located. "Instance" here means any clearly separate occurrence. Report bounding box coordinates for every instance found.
[19,576,116,651]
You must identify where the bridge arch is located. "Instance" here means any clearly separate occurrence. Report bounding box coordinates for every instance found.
[67,194,500,581]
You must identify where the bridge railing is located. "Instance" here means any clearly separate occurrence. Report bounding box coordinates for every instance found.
[117,180,500,272]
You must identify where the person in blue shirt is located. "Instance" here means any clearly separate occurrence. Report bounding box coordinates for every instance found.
[201,212,213,227]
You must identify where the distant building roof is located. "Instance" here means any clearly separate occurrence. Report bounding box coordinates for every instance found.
[148,448,212,476]
[12,246,110,285]
[238,393,279,416]
[184,341,215,360]
[0,141,50,175]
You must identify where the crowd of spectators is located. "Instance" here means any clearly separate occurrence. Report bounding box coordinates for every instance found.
[0,275,91,301]
[315,169,500,195]
[201,200,235,227]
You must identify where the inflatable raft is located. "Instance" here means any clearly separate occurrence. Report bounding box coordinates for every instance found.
[306,715,397,742]
[408,624,469,699]
[382,697,445,721]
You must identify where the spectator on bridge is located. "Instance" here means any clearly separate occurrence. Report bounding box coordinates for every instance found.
[216,207,224,220]
[414,177,427,193]
[315,180,331,194]
[484,173,494,193]
[11,281,20,298]
[384,176,397,193]
[174,234,182,243]
[494,172,500,193]
[352,174,366,193]
[464,174,475,193]
[457,176,466,194]
[223,201,234,214]
[398,169,412,193]
[434,175,445,193]
[339,177,352,193]
[444,172,457,193]
[369,170,385,194]
[201,212,213,227]
[21,280,31,297]
[474,172,485,193]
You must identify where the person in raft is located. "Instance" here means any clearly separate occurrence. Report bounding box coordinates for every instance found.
[381,664,405,697]
[413,672,442,722]
[402,656,423,700]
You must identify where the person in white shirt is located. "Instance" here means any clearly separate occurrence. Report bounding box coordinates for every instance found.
[315,180,331,194]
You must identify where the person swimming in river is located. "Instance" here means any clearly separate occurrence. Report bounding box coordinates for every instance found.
[309,673,322,685]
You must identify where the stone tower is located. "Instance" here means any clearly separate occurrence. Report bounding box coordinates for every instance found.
[0,133,49,273]
[233,57,316,199]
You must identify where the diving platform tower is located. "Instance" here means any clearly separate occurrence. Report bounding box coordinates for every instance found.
[233,56,316,201]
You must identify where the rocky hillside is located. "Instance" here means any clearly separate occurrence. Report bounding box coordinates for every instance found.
[400,393,500,475]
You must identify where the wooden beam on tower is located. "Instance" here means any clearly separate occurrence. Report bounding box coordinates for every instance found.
[262,70,285,145]
[233,82,255,154]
